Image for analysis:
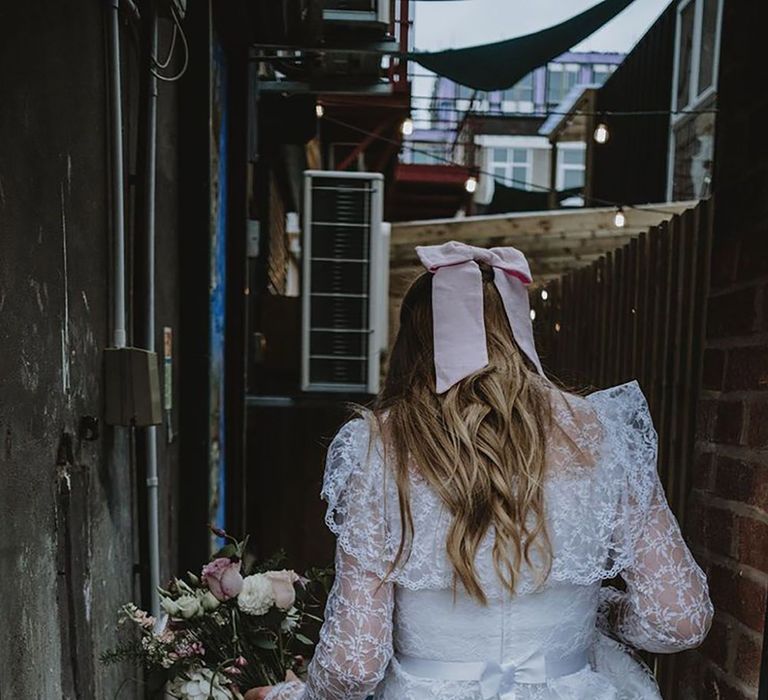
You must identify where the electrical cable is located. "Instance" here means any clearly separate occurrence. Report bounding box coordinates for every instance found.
[321,114,684,217]
[403,100,718,118]
[153,22,177,69]
[150,5,188,82]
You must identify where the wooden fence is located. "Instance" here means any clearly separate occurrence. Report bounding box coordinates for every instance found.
[532,197,713,521]
[531,197,714,694]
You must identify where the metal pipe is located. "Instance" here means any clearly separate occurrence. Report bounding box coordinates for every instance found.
[144,1,161,618]
[108,0,127,348]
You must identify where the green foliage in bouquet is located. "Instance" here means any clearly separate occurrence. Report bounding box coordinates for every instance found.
[103,527,332,699]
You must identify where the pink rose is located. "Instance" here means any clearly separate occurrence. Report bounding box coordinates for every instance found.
[264,570,300,610]
[202,557,244,601]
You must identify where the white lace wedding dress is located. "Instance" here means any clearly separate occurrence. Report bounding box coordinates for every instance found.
[266,382,713,700]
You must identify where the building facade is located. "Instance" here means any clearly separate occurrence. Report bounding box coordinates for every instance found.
[589,0,723,207]
[403,51,624,216]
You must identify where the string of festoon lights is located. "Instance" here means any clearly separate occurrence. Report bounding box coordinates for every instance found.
[319,111,687,228]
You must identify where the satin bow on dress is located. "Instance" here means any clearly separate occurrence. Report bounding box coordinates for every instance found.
[416,241,545,393]
[398,647,589,699]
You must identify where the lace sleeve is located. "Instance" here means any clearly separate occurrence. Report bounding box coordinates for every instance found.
[591,384,713,653]
[265,546,394,700]
[265,420,395,700]
[598,474,713,653]
[320,418,399,573]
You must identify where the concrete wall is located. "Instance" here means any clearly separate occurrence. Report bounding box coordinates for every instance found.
[0,2,180,696]
[679,2,768,698]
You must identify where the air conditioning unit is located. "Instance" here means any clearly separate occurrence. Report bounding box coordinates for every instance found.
[323,0,390,26]
[302,171,387,394]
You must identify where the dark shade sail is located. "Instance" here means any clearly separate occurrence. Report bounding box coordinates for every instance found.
[410,0,636,91]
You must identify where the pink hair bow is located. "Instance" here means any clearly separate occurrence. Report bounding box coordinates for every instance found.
[416,241,544,393]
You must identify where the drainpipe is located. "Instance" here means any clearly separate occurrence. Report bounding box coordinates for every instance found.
[107,0,161,616]
[144,2,162,618]
[107,0,127,349]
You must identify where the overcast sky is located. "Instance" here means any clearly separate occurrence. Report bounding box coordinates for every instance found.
[413,0,672,54]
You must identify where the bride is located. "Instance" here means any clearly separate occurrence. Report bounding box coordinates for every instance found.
[250,242,713,700]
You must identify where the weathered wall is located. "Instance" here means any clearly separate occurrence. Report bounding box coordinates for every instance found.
[680,2,768,698]
[0,2,180,696]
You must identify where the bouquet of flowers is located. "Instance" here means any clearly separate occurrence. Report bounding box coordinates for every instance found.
[103,528,331,699]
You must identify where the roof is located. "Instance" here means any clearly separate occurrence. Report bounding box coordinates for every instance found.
[539,84,599,137]
[539,85,599,142]
[554,50,625,63]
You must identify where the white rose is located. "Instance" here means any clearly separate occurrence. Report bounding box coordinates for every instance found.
[237,574,275,616]
[166,667,230,700]
[175,594,203,619]
[264,570,300,610]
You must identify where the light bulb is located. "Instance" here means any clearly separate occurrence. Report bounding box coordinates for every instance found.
[541,289,549,301]
[315,104,324,118]
[401,118,414,136]
[614,207,626,228]
[464,176,478,194]
[555,322,561,332]
[594,122,610,144]
[530,309,537,321]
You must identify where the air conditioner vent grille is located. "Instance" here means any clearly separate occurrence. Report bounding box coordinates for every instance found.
[302,173,384,393]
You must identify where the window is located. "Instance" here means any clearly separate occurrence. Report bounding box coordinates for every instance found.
[500,74,535,113]
[668,0,722,199]
[676,1,696,109]
[401,142,451,166]
[590,63,615,86]
[557,146,586,191]
[698,0,719,95]
[454,83,489,112]
[412,146,445,165]
[432,99,453,127]
[546,63,580,107]
[673,0,722,111]
[455,84,475,100]
[490,147,532,189]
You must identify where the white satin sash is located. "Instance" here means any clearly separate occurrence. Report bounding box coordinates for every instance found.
[398,648,589,699]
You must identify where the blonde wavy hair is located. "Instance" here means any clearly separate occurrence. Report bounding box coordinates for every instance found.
[375,265,554,603]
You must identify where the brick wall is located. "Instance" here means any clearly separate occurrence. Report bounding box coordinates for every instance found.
[680,2,768,698]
